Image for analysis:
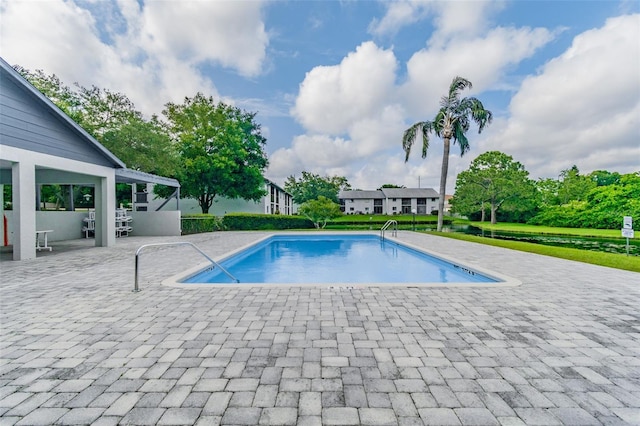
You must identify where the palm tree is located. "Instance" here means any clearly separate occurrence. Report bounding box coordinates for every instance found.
[402,76,493,231]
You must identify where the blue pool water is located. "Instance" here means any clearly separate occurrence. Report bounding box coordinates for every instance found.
[183,235,498,284]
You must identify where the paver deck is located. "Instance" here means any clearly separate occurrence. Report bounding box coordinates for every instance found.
[1,231,639,425]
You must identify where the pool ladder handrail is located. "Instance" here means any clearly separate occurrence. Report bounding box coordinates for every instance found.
[134,242,239,292]
[380,219,398,240]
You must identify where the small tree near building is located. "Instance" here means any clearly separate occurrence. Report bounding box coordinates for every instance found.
[298,196,342,229]
[284,172,350,204]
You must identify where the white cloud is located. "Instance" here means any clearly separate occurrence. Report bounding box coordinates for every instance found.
[139,0,268,77]
[369,0,501,40]
[284,5,556,192]
[402,25,555,117]
[368,0,431,37]
[492,13,640,179]
[0,0,269,116]
[292,41,398,135]
[0,0,103,82]
[429,1,503,46]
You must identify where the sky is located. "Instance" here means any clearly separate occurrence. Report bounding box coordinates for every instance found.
[1,0,639,193]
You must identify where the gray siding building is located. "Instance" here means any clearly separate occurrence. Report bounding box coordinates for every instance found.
[0,57,179,260]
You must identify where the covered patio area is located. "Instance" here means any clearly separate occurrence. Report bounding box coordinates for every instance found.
[0,57,180,260]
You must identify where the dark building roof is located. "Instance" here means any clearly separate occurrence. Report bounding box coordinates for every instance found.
[0,57,125,168]
[339,190,385,199]
[380,188,439,198]
[339,188,439,200]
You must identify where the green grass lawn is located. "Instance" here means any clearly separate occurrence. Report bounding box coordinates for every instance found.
[470,222,625,238]
[429,231,640,273]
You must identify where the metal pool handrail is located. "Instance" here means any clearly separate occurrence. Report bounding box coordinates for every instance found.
[380,220,398,240]
[134,242,239,292]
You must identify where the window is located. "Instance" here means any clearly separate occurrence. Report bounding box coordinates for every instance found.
[374,199,383,214]
[401,198,412,214]
[417,198,427,214]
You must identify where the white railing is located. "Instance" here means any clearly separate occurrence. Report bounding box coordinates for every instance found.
[380,220,397,240]
[134,242,238,292]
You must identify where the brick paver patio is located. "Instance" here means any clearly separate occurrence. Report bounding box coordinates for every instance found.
[1,231,638,425]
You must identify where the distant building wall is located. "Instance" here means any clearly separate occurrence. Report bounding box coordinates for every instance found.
[340,188,440,215]
[149,180,293,216]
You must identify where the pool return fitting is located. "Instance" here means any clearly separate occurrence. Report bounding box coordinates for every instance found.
[134,242,239,292]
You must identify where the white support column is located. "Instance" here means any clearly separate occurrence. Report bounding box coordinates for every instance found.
[12,160,36,260]
[0,183,5,246]
[94,175,116,247]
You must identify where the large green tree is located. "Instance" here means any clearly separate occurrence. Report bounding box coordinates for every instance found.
[402,76,492,231]
[284,172,351,204]
[101,116,176,177]
[535,178,561,208]
[557,165,596,204]
[529,172,640,229]
[163,93,268,213]
[451,151,537,224]
[76,85,141,138]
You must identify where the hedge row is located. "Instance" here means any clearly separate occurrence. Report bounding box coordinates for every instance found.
[222,213,314,230]
[181,215,224,234]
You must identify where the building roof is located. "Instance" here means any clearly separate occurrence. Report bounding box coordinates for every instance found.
[339,190,385,199]
[115,168,180,187]
[339,188,440,200]
[380,188,439,198]
[0,57,125,169]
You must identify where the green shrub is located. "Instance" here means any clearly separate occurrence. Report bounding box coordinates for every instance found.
[181,214,224,234]
[222,213,314,230]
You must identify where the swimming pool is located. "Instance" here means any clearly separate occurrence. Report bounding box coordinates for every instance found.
[178,234,508,286]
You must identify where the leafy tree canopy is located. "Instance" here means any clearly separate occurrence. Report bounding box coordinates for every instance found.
[13,66,83,122]
[298,196,342,229]
[378,184,405,190]
[529,172,640,229]
[101,116,176,177]
[589,170,621,187]
[451,151,537,224]
[557,165,596,204]
[76,85,142,138]
[284,171,351,204]
[163,93,268,214]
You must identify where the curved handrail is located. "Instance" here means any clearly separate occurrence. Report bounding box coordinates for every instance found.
[380,220,398,240]
[134,242,239,292]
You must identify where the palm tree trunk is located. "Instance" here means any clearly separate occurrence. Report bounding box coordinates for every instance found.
[437,137,451,232]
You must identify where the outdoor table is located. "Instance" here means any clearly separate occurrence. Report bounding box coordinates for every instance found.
[36,230,53,251]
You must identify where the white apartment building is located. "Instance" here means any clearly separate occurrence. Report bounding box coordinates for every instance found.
[339,188,440,215]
